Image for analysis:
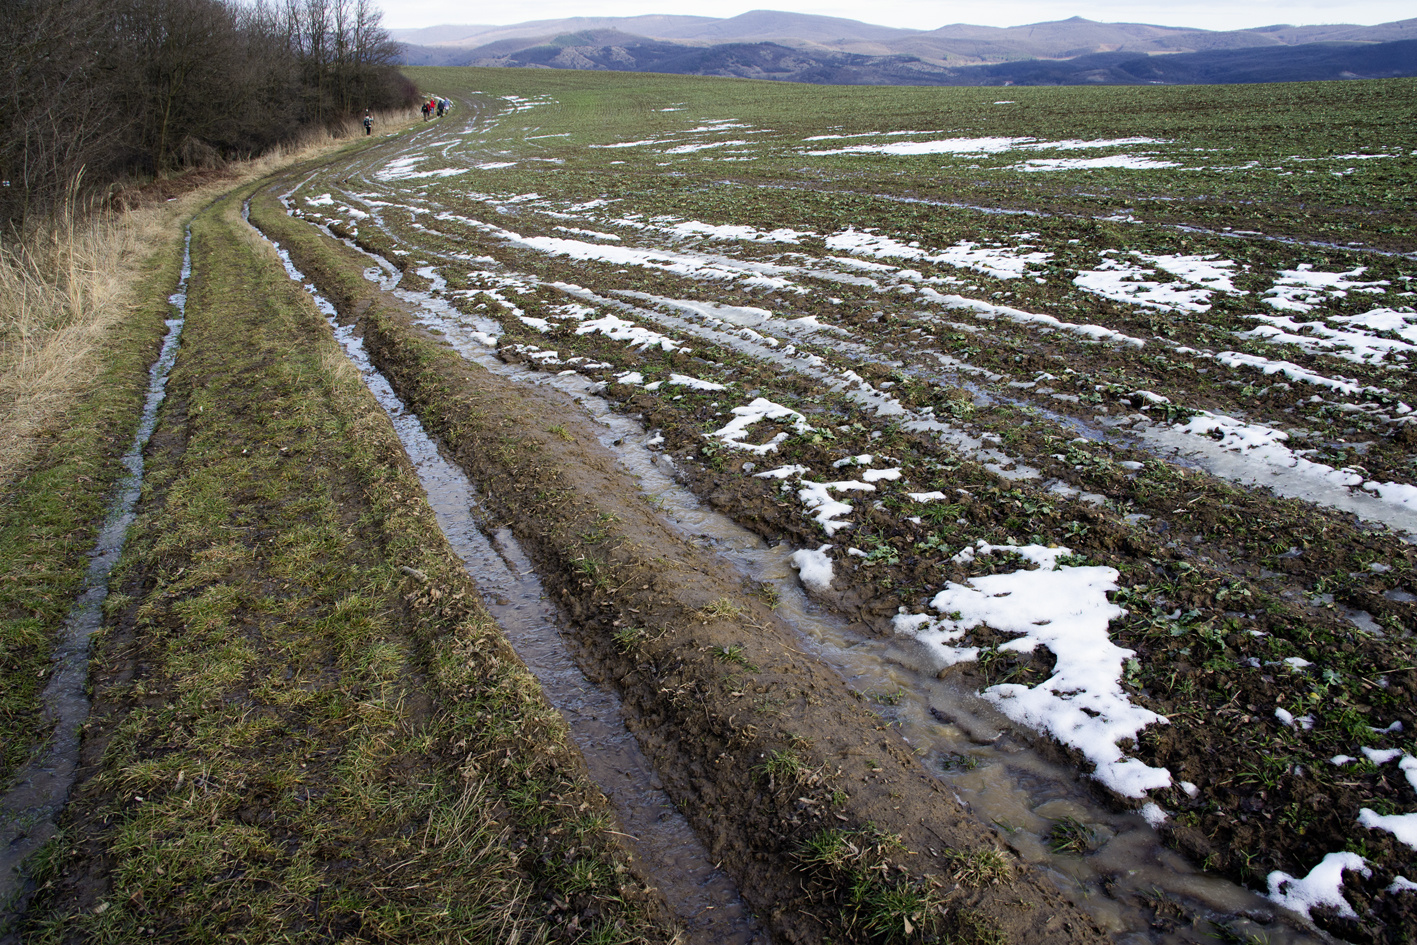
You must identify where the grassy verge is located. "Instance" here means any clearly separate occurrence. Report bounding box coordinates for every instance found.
[1,108,425,856]
[0,218,182,788]
[17,184,675,942]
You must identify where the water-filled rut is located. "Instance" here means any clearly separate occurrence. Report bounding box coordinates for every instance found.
[250,179,1330,945]
[255,210,769,945]
[0,231,191,923]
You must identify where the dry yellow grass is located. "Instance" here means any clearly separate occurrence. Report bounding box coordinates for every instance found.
[0,110,415,489]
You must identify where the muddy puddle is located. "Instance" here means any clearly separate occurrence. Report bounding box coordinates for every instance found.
[260,190,1353,941]
[256,216,769,945]
[359,262,1328,944]
[0,231,191,923]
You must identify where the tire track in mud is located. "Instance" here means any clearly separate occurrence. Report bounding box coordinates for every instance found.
[274,89,1417,943]
[251,183,1118,944]
[258,215,769,944]
[0,234,190,930]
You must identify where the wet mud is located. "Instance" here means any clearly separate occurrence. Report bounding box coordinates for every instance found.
[0,231,190,923]
[247,178,1369,944]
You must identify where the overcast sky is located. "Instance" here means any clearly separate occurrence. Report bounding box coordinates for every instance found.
[381,0,1412,32]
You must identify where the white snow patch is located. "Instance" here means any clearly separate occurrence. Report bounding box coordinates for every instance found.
[1265,266,1388,313]
[755,464,811,480]
[706,398,813,454]
[1017,155,1179,172]
[790,545,835,592]
[1359,808,1417,849]
[1239,311,1417,365]
[666,373,727,391]
[825,228,1050,281]
[1140,802,1168,827]
[807,136,1033,156]
[797,478,875,536]
[1074,251,1238,313]
[1267,852,1370,920]
[894,542,1170,797]
[668,221,808,243]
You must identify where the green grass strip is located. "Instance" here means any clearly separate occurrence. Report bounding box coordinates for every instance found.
[20,185,674,943]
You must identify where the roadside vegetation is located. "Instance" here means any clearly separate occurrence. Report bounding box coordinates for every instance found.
[275,67,1414,942]
[0,116,414,792]
[4,60,1416,944]
[0,0,414,228]
[5,154,677,942]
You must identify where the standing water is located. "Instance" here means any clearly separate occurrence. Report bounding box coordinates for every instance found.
[255,215,769,945]
[0,231,191,927]
[273,201,1326,944]
[375,268,1324,945]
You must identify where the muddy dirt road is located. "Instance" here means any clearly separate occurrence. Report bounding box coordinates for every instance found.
[11,70,1416,944]
[243,70,1416,943]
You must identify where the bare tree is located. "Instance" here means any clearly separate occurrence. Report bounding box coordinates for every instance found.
[1,0,413,227]
[0,0,114,222]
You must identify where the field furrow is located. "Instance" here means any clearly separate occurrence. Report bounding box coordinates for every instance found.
[258,69,1415,943]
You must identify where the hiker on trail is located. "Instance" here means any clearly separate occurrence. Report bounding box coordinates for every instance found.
[363,110,372,135]
[421,100,430,120]
[436,98,444,117]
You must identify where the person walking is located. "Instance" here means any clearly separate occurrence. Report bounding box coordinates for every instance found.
[363,110,373,135]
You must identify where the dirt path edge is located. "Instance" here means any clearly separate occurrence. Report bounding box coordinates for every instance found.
[250,182,1111,944]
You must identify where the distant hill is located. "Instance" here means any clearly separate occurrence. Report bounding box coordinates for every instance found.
[394,12,1417,87]
[392,10,1417,64]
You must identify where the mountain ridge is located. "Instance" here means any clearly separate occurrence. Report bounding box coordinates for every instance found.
[392,11,1417,85]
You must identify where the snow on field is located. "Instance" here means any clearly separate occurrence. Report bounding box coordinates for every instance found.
[575,313,689,352]
[1015,155,1179,172]
[312,135,1417,548]
[374,156,465,182]
[1027,137,1167,151]
[589,138,668,149]
[664,139,748,154]
[668,374,727,391]
[1264,265,1389,312]
[795,477,877,535]
[667,221,809,243]
[436,213,805,292]
[789,544,835,591]
[806,136,1033,156]
[1074,251,1238,312]
[921,291,1146,346]
[894,541,1172,798]
[1215,350,1384,398]
[746,455,908,537]
[1238,310,1417,365]
[705,398,813,454]
[1268,852,1370,920]
[1137,405,1417,534]
[825,229,1050,280]
[1358,808,1417,848]
[1334,307,1417,345]
[804,135,1170,159]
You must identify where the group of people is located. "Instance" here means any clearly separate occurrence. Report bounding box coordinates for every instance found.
[360,94,450,136]
[421,96,450,120]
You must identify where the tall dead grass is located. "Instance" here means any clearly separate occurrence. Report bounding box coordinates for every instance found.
[0,108,415,489]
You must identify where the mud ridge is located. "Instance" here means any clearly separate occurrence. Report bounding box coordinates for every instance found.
[251,184,1112,944]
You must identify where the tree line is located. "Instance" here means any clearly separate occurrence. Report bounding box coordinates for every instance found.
[1,0,416,226]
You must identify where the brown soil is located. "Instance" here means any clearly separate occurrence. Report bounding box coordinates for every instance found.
[263,194,1113,943]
